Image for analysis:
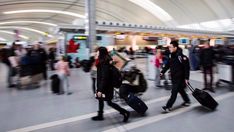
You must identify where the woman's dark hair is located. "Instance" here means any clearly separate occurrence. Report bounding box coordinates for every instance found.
[98,47,110,64]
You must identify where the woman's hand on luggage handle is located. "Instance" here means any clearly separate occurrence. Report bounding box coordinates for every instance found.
[185,80,189,85]
[97,92,102,98]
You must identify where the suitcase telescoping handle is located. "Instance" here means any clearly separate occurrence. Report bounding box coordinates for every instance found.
[186,82,195,92]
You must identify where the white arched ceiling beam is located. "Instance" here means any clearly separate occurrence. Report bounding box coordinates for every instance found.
[0,18,71,25]
[99,0,164,25]
[127,0,177,26]
[0,21,57,26]
[0,1,125,23]
[202,0,233,19]
[3,10,85,18]
[0,0,161,25]
[166,0,199,24]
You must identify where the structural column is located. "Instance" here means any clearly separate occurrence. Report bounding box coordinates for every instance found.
[85,0,96,53]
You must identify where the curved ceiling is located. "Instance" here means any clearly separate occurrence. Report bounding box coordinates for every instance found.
[0,0,233,42]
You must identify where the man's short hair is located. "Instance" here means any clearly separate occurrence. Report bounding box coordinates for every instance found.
[170,40,179,48]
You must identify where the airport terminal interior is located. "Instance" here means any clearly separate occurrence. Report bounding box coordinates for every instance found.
[0,0,234,132]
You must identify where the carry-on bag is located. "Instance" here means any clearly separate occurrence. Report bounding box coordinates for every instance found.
[126,93,148,115]
[50,74,61,93]
[187,83,218,110]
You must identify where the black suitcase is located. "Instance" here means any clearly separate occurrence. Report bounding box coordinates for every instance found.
[126,93,148,115]
[50,74,60,94]
[187,83,218,110]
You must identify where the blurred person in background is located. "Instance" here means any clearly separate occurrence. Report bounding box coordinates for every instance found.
[67,55,73,68]
[6,42,18,88]
[161,46,170,88]
[14,45,27,59]
[74,57,81,68]
[90,47,99,94]
[155,46,163,87]
[38,43,48,80]
[199,40,215,93]
[129,47,135,60]
[55,56,72,95]
[48,48,56,70]
[0,43,17,88]
[30,43,47,79]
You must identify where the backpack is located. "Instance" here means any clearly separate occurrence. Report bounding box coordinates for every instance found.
[138,72,147,92]
[129,69,147,92]
[110,65,122,88]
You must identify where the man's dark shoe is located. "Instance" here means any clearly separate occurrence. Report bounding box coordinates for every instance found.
[162,106,171,113]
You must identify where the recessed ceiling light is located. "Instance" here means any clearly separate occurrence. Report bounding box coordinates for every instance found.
[0,37,7,41]
[0,30,29,39]
[0,26,53,38]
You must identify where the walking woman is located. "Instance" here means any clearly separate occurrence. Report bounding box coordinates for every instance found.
[155,46,163,87]
[92,47,130,122]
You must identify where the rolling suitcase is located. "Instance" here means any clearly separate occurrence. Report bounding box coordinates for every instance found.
[187,83,218,110]
[126,93,148,115]
[50,74,60,94]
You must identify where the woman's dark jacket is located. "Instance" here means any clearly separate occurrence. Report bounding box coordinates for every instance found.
[96,56,113,100]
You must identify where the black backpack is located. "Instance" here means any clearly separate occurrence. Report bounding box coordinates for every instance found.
[110,65,122,88]
[137,72,147,92]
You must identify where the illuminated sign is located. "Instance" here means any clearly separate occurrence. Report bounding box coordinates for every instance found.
[73,35,87,40]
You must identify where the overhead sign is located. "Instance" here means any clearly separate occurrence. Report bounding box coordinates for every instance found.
[73,35,87,40]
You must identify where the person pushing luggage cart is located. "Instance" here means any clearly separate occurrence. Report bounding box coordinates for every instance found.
[160,41,191,113]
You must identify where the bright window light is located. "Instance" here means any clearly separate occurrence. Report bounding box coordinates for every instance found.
[0,21,57,26]
[218,19,232,26]
[180,23,201,30]
[0,30,29,39]
[3,9,85,18]
[0,26,53,38]
[128,0,173,22]
[200,21,220,29]
[177,18,234,31]
[189,24,202,29]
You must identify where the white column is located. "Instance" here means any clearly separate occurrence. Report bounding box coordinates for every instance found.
[85,0,96,54]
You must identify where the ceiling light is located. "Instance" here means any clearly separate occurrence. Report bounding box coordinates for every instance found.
[0,21,57,26]
[0,30,29,39]
[0,37,7,41]
[0,26,53,38]
[128,0,173,22]
[3,9,85,18]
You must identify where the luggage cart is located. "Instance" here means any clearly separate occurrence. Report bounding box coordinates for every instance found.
[16,65,42,89]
